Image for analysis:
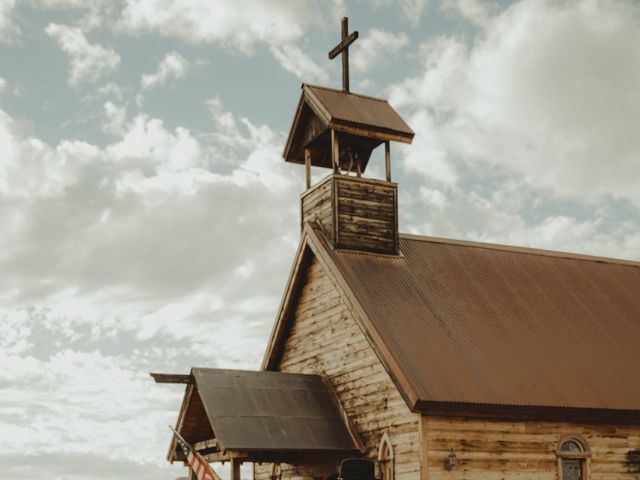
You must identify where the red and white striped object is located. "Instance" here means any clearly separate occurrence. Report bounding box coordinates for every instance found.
[186,450,221,480]
[172,427,222,480]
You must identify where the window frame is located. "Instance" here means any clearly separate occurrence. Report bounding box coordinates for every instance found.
[377,432,395,480]
[555,434,591,480]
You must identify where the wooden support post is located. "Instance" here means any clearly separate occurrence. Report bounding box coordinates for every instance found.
[188,467,197,480]
[419,414,429,480]
[231,457,241,480]
[385,141,391,181]
[304,148,311,189]
[331,130,339,173]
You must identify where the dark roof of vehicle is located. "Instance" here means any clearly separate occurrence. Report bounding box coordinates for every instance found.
[264,223,640,413]
[190,368,360,452]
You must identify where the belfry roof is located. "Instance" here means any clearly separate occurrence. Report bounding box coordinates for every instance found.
[303,85,415,137]
[283,84,414,169]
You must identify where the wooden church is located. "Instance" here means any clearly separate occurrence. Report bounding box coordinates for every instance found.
[153,18,640,480]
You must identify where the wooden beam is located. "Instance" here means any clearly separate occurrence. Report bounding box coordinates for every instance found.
[419,414,429,480]
[231,457,241,480]
[385,141,391,181]
[168,384,194,463]
[328,31,359,59]
[201,452,230,463]
[150,373,193,384]
[329,122,413,144]
[194,438,218,452]
[327,17,358,93]
[331,130,339,173]
[305,148,311,190]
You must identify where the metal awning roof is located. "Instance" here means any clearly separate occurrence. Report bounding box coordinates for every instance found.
[165,368,362,462]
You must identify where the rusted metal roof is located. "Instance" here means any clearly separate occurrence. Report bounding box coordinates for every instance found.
[308,226,640,411]
[282,85,414,170]
[191,368,360,452]
[303,84,414,138]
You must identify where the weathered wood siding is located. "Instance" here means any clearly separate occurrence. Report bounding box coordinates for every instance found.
[300,174,398,254]
[422,413,640,480]
[255,257,420,480]
[335,175,397,254]
[301,175,334,244]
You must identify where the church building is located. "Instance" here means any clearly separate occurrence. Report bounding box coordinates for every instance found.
[153,18,640,480]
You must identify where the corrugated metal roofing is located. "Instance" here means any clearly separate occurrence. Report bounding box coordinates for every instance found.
[319,231,640,411]
[304,84,414,138]
[191,368,359,452]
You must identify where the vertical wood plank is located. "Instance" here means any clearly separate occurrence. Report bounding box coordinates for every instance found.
[393,184,399,254]
[332,175,338,246]
[331,130,339,173]
[385,141,391,181]
[419,415,429,480]
[304,149,311,190]
[231,458,241,480]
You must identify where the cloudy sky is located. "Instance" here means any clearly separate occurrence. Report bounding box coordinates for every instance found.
[1,0,640,478]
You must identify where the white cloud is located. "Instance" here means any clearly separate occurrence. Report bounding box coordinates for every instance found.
[352,29,409,73]
[391,0,640,206]
[103,101,127,135]
[0,94,300,348]
[0,109,100,199]
[442,0,497,28]
[140,51,190,91]
[30,0,118,32]
[364,0,429,27]
[0,95,304,475]
[0,345,179,467]
[270,44,329,83]
[0,0,19,43]
[46,23,121,85]
[403,171,640,262]
[117,0,339,51]
[400,0,429,26]
[116,0,341,79]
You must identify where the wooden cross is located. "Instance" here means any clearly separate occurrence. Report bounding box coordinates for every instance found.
[328,17,358,93]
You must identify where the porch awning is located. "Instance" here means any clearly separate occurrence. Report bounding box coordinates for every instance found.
[154,368,363,464]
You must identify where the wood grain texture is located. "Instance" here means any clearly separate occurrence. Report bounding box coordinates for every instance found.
[255,257,420,480]
[422,413,640,480]
[300,174,398,254]
[257,226,640,480]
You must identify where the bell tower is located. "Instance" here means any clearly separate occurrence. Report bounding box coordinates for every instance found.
[283,17,414,255]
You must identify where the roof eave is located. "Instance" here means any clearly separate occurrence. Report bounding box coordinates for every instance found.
[282,88,308,162]
[329,119,414,144]
[414,399,640,421]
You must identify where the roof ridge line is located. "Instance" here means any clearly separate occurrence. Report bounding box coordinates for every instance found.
[302,83,390,103]
[399,232,640,267]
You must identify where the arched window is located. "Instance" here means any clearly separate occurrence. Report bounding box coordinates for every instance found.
[556,435,591,480]
[377,432,394,480]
